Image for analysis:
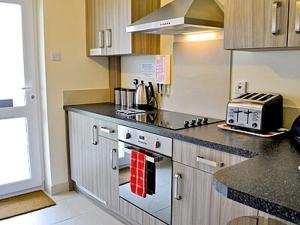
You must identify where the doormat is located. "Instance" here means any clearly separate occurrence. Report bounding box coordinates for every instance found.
[0,190,56,220]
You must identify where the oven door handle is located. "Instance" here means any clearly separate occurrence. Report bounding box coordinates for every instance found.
[123,147,161,163]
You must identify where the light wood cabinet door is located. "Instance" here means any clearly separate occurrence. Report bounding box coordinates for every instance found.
[106,0,131,55]
[68,112,99,193]
[96,137,119,212]
[288,0,300,47]
[86,0,107,56]
[224,0,289,49]
[172,162,217,225]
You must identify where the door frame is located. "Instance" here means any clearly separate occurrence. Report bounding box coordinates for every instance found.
[0,0,44,198]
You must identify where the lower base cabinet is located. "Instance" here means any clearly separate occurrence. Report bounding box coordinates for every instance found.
[172,162,258,225]
[68,112,119,212]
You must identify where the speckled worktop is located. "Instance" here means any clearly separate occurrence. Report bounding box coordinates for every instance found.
[64,103,300,224]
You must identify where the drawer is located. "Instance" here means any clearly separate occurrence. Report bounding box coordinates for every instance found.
[98,119,118,141]
[119,198,167,225]
[173,139,248,174]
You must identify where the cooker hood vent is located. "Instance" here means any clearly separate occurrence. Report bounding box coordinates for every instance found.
[126,0,224,35]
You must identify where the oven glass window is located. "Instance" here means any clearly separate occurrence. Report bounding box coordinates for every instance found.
[118,142,172,225]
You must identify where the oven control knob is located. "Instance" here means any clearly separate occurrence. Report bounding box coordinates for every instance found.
[197,118,202,125]
[252,123,258,128]
[190,120,196,127]
[126,132,131,139]
[155,141,161,149]
[184,121,190,128]
[228,119,234,124]
[203,118,208,124]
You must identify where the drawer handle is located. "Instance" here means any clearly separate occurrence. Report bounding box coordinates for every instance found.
[174,173,182,200]
[271,1,281,35]
[100,127,115,134]
[296,1,300,33]
[196,156,224,168]
[92,125,98,145]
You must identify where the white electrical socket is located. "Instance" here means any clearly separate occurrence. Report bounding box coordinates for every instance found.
[234,81,247,95]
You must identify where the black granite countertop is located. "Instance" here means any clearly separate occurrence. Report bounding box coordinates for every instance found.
[64,103,300,224]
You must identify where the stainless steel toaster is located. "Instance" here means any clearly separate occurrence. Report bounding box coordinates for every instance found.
[226,92,283,131]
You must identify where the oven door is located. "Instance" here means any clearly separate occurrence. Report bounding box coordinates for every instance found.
[118,141,172,225]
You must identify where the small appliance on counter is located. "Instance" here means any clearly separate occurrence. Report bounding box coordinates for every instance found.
[291,115,300,151]
[226,92,283,132]
[135,80,156,110]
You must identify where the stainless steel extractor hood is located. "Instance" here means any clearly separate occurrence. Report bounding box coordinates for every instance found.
[126,0,224,35]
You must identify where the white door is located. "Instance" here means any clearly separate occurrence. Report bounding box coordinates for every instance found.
[0,0,43,198]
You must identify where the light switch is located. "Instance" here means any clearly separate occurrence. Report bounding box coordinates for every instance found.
[51,52,61,61]
[234,81,247,95]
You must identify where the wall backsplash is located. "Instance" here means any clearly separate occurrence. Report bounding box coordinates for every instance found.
[121,38,231,119]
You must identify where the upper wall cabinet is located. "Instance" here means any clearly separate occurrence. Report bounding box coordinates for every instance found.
[86,0,160,56]
[224,0,300,50]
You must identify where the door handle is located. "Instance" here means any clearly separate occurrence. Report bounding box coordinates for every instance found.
[105,29,112,48]
[100,127,115,134]
[174,173,182,200]
[196,156,224,168]
[92,125,98,145]
[296,1,300,33]
[272,1,281,35]
[111,148,117,170]
[98,30,105,48]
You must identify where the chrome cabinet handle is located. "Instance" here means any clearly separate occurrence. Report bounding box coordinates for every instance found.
[100,127,115,134]
[105,29,112,48]
[296,1,300,33]
[98,30,105,48]
[92,125,98,145]
[196,156,224,168]
[111,149,117,170]
[174,174,182,200]
[272,1,281,35]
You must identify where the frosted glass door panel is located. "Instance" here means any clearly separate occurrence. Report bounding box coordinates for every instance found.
[0,2,26,108]
[0,118,31,186]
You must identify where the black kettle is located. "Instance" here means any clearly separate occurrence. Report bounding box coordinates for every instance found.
[291,115,300,151]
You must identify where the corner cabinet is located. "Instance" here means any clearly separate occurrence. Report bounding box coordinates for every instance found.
[86,0,160,56]
[172,140,258,225]
[224,0,300,50]
[68,112,119,212]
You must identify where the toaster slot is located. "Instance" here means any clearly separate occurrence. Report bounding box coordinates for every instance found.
[243,93,258,99]
[251,93,266,100]
[237,93,250,99]
[259,94,274,102]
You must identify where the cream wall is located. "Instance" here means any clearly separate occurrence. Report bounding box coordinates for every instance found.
[42,0,109,193]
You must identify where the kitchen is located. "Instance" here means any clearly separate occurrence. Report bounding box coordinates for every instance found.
[0,0,299,225]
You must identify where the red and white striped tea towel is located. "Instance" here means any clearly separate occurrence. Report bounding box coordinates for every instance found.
[130,150,147,198]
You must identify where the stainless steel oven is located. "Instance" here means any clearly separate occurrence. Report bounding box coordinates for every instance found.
[118,125,172,225]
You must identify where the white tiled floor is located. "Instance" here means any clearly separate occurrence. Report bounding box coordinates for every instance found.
[0,191,125,225]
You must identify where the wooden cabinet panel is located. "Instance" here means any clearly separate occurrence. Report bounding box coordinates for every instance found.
[224,0,288,49]
[86,0,107,56]
[86,0,160,56]
[172,162,216,225]
[68,112,119,211]
[288,0,300,47]
[173,140,248,174]
[106,0,132,55]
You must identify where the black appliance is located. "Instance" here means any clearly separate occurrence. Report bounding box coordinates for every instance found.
[291,115,300,151]
[117,109,222,131]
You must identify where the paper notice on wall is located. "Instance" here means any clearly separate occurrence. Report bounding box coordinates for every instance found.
[155,55,171,84]
[141,63,155,78]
